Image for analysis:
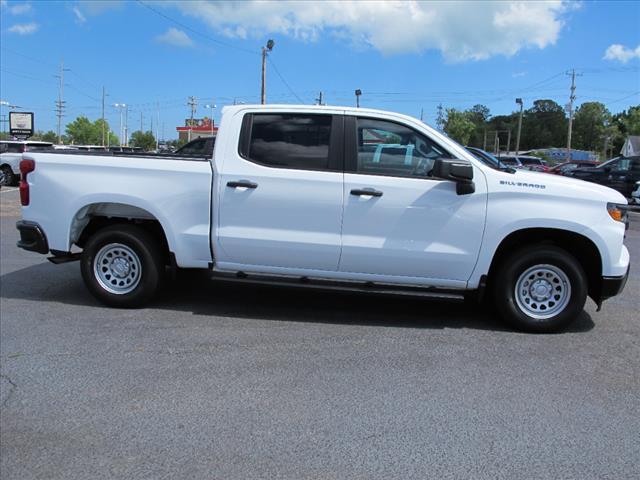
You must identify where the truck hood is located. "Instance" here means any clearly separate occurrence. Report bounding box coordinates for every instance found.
[508,168,627,204]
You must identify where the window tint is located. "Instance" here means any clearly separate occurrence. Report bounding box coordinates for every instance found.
[180,139,206,155]
[0,143,7,153]
[245,114,332,170]
[7,143,22,153]
[355,118,451,177]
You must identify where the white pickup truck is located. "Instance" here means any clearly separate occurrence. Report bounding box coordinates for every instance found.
[16,105,630,332]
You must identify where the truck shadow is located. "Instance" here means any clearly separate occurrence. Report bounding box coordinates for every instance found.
[0,262,595,333]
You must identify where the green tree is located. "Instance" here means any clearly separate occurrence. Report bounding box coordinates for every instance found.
[621,105,640,135]
[466,104,491,147]
[65,116,117,145]
[572,102,611,152]
[130,130,156,151]
[520,100,567,150]
[443,108,475,145]
[31,130,58,143]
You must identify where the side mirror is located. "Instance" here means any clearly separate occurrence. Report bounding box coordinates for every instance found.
[432,159,475,195]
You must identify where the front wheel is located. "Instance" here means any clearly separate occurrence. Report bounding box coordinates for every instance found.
[493,245,588,333]
[80,225,164,308]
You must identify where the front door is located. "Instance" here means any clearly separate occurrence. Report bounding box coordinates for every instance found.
[216,111,344,272]
[339,116,487,287]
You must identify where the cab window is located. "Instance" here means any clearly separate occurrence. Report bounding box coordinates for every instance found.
[354,117,452,178]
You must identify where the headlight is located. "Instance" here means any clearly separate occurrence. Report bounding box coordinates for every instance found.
[607,203,628,224]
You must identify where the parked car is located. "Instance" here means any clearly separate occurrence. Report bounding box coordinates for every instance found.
[15,105,629,333]
[550,160,599,176]
[500,155,549,172]
[569,156,640,198]
[631,181,639,205]
[75,145,108,152]
[108,146,140,153]
[495,155,523,169]
[0,140,53,186]
[174,136,215,156]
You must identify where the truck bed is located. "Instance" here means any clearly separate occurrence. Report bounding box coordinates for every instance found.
[21,151,214,268]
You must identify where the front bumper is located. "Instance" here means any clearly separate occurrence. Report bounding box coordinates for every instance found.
[16,220,49,254]
[599,265,630,303]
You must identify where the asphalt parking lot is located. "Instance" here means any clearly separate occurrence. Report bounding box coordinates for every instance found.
[1,187,639,480]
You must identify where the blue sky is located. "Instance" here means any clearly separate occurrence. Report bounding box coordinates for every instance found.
[1,0,638,141]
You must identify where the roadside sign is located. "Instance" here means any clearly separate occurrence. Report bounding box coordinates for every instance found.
[9,112,34,137]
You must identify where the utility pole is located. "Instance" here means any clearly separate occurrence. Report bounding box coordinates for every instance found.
[140,111,144,132]
[515,98,524,155]
[54,60,69,144]
[156,101,160,151]
[315,91,324,106]
[420,108,424,121]
[355,89,362,108]
[101,86,106,146]
[565,69,581,162]
[187,96,197,141]
[436,104,445,132]
[124,105,129,146]
[483,129,487,151]
[261,39,275,105]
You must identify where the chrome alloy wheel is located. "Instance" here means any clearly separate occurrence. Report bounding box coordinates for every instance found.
[93,243,141,295]
[515,264,571,319]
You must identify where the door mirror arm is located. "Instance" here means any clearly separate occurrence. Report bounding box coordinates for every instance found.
[432,159,475,195]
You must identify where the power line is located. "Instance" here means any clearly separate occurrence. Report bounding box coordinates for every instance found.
[267,56,304,103]
[136,0,258,55]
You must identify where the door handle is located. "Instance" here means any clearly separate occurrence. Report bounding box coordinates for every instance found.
[350,188,383,197]
[227,180,258,189]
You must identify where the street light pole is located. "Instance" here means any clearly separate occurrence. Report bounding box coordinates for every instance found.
[355,89,362,108]
[114,103,127,147]
[261,39,275,105]
[515,98,523,155]
[205,102,216,135]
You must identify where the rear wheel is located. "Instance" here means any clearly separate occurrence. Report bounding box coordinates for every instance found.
[0,166,16,187]
[80,225,164,307]
[493,245,587,333]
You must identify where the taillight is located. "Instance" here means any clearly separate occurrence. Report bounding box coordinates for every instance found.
[19,159,35,206]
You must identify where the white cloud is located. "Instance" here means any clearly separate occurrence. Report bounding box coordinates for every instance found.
[8,22,38,35]
[9,3,31,14]
[73,6,86,24]
[512,71,527,78]
[155,27,194,48]
[169,0,573,61]
[0,0,8,8]
[603,44,640,64]
[71,0,122,22]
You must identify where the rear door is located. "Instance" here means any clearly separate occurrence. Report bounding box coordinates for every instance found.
[339,116,487,287]
[216,111,344,272]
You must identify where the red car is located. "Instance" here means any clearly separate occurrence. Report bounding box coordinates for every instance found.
[550,161,599,176]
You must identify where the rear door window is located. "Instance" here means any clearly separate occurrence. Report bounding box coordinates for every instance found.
[241,113,334,170]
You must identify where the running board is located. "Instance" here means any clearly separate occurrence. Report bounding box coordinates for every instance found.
[208,271,466,301]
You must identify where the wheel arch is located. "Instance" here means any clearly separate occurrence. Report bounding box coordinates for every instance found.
[70,202,171,260]
[486,227,603,303]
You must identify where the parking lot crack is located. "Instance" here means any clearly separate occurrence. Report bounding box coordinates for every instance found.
[0,373,18,408]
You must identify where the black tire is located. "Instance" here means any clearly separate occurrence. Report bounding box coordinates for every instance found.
[0,165,16,187]
[80,224,165,308]
[493,245,587,333]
